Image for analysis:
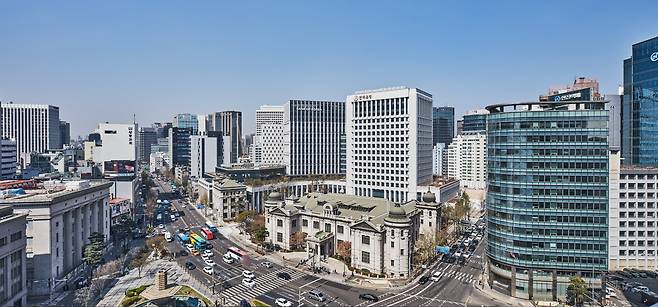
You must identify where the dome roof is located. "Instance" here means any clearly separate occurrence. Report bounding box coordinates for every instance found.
[422,190,436,203]
[385,203,410,223]
[268,191,283,201]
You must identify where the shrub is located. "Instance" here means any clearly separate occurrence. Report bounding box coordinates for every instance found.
[124,284,149,297]
[120,295,141,307]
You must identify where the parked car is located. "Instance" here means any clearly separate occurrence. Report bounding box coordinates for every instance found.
[202,250,214,257]
[204,259,215,267]
[359,293,379,302]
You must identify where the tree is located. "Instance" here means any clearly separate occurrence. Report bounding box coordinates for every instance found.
[290,231,307,251]
[129,247,150,277]
[566,276,588,306]
[83,232,106,270]
[146,236,168,258]
[335,241,351,264]
[249,215,267,251]
[236,210,256,225]
[198,191,209,206]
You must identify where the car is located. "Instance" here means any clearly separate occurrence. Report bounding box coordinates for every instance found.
[184,227,190,233]
[191,249,200,256]
[223,254,235,264]
[203,266,214,275]
[431,271,441,282]
[185,262,196,270]
[75,277,87,289]
[201,254,209,261]
[307,289,326,302]
[359,293,379,302]
[463,252,472,259]
[242,270,255,279]
[185,244,194,251]
[242,278,256,288]
[178,228,185,233]
[468,245,476,252]
[261,261,272,268]
[275,298,292,307]
[170,214,176,221]
[158,224,164,229]
[204,259,215,266]
[277,272,291,280]
[179,250,188,257]
[182,204,187,208]
[419,275,430,285]
[238,299,251,307]
[174,212,180,217]
[203,250,214,257]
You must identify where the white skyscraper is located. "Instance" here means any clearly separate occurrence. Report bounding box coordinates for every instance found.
[447,131,487,189]
[283,100,345,176]
[91,123,137,165]
[1,103,61,162]
[346,87,433,203]
[251,105,285,165]
[432,143,447,176]
[190,132,222,179]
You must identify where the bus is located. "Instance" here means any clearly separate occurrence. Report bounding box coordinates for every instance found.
[189,233,208,251]
[205,221,219,233]
[164,231,172,242]
[156,213,163,223]
[227,247,245,261]
[200,227,214,240]
[177,233,189,244]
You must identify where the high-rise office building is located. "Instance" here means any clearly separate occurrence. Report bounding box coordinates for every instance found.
[152,122,172,138]
[283,100,345,176]
[447,131,487,189]
[432,143,447,176]
[346,87,433,203]
[91,123,137,165]
[1,138,17,179]
[168,127,191,168]
[173,113,198,135]
[190,132,222,179]
[1,103,61,162]
[622,36,658,165]
[456,119,464,136]
[252,106,285,165]
[197,114,209,136]
[461,109,488,133]
[432,106,454,146]
[256,105,285,136]
[217,111,242,163]
[137,127,157,163]
[59,120,71,146]
[486,100,610,301]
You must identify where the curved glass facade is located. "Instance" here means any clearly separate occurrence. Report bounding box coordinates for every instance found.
[486,104,609,301]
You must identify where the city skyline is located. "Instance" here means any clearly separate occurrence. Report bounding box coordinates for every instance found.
[2,1,658,137]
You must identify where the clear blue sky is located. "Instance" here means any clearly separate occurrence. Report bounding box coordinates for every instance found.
[1,1,657,137]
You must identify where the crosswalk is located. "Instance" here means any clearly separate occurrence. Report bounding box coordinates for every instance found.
[432,265,480,284]
[219,268,306,305]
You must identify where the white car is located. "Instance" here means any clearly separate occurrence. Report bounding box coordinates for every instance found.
[275,298,292,307]
[223,254,234,264]
[182,204,186,208]
[158,224,164,229]
[261,261,272,268]
[242,278,255,288]
[431,271,441,282]
[203,266,213,275]
[201,254,209,261]
[203,250,214,257]
[242,270,255,279]
[185,244,195,251]
[170,214,176,221]
[204,259,215,266]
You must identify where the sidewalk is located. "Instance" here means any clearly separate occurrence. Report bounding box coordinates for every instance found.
[468,282,534,307]
[98,258,214,306]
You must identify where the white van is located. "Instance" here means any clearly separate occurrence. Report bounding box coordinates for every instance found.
[164,231,172,242]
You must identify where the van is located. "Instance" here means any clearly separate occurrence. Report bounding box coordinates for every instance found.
[308,289,327,302]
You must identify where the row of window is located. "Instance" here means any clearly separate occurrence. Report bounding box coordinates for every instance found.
[490,134,607,144]
[490,161,608,170]
[620,182,658,189]
[619,211,656,218]
[618,221,656,228]
[489,186,608,197]
[489,174,608,184]
[489,226,607,238]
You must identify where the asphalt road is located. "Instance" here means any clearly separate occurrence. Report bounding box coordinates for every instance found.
[152,177,385,307]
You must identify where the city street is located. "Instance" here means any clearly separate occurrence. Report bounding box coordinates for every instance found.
[150,176,493,306]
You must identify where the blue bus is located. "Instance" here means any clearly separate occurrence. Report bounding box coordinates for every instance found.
[177,233,189,244]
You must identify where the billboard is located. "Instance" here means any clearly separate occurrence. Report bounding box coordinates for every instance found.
[548,88,592,102]
[103,160,136,178]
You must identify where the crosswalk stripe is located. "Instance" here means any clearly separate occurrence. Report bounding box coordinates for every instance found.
[221,269,306,305]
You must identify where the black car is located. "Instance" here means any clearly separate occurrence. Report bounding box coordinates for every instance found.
[418,275,430,285]
[238,299,251,307]
[277,272,291,280]
[359,293,379,302]
[444,255,457,263]
[185,261,196,270]
[179,250,189,257]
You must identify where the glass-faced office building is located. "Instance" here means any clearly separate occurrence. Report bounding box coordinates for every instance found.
[432,106,454,146]
[486,101,609,301]
[622,36,658,165]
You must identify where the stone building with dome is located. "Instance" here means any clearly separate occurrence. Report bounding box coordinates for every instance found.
[264,190,442,278]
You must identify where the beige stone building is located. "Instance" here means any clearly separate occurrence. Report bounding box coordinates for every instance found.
[264,190,441,278]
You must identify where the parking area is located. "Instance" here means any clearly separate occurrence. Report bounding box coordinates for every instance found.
[608,269,658,305]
